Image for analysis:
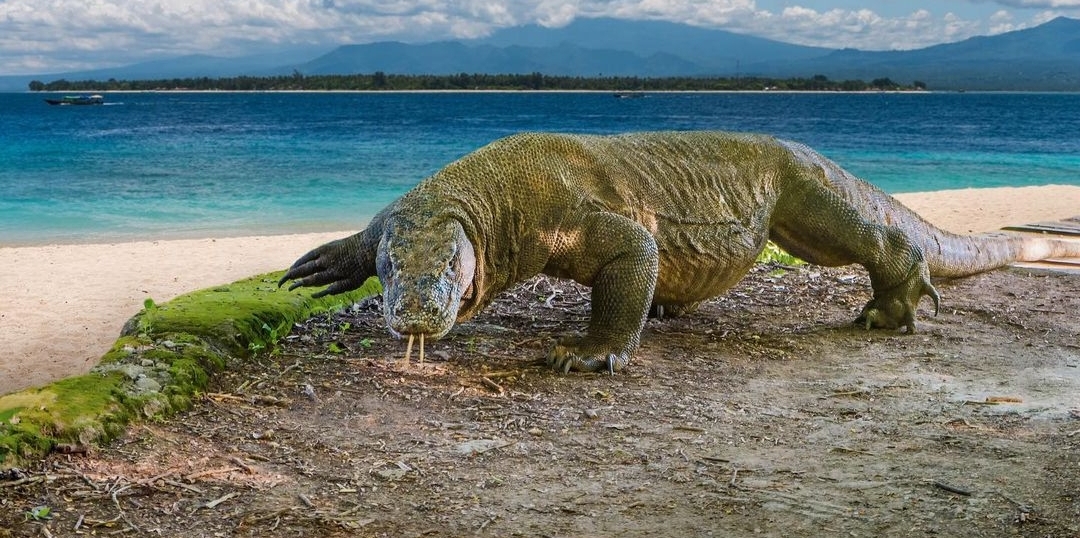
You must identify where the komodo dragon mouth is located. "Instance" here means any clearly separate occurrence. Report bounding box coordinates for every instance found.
[376,216,476,361]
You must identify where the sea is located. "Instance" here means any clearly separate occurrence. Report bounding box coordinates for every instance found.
[2,91,1079,246]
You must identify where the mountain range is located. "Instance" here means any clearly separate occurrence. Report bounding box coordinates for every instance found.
[4,16,1079,91]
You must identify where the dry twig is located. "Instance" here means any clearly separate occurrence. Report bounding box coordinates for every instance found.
[200,492,240,510]
[184,467,243,481]
[207,392,292,407]
[480,376,505,394]
[0,474,44,488]
[933,481,972,496]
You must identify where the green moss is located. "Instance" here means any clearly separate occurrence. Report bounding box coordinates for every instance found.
[0,371,130,461]
[168,357,211,392]
[0,271,380,467]
[0,408,20,424]
[129,273,380,356]
[49,374,127,409]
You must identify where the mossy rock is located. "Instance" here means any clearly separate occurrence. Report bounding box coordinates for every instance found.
[0,272,379,467]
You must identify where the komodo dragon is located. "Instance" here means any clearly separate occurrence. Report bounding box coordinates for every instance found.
[280,131,1080,373]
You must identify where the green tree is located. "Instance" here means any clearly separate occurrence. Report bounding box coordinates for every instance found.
[528,72,544,90]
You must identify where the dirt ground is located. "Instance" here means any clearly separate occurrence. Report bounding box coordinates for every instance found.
[2,262,1078,537]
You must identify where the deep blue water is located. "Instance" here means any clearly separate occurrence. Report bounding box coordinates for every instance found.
[2,91,1079,245]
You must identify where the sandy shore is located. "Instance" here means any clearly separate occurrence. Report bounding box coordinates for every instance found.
[2,185,1079,395]
[0,231,351,395]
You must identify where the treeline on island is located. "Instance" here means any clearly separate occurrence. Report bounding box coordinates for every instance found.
[29,72,926,92]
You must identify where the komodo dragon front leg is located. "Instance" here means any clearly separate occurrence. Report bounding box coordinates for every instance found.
[770,168,940,333]
[280,218,382,297]
[544,212,659,373]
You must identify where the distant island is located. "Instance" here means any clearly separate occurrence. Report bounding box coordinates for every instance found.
[29,73,925,93]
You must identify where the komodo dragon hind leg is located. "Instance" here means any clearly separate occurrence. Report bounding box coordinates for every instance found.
[770,176,940,333]
[545,212,659,373]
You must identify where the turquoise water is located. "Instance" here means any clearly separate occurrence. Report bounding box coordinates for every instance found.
[2,91,1079,245]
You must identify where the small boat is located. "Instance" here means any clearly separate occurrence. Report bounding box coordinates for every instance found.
[44,94,104,106]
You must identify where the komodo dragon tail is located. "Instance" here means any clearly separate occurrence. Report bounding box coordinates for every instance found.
[847,181,1080,278]
[836,173,1080,278]
[913,225,1080,278]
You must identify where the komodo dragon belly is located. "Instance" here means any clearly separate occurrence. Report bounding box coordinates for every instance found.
[651,217,770,305]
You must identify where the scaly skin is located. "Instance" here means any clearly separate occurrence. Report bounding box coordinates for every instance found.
[280,132,1080,373]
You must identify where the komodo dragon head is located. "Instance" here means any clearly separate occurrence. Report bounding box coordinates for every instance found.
[278,208,478,360]
[376,215,476,342]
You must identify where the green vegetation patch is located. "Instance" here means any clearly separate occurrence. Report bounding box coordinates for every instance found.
[31,73,927,92]
[756,241,804,266]
[0,272,379,467]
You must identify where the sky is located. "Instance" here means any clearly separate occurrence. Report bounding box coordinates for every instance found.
[1,0,1078,76]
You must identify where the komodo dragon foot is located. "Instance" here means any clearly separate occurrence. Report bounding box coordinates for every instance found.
[546,336,631,374]
[855,262,940,334]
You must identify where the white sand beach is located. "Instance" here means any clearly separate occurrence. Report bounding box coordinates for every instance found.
[1,185,1078,395]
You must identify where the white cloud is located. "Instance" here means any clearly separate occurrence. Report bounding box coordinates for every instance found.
[0,0,514,73]
[603,0,759,24]
[749,6,988,50]
[531,0,580,27]
[0,0,1076,74]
